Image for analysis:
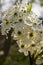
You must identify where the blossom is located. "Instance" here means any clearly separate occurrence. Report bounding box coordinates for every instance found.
[17,40,28,56]
[1,3,43,64]
[36,57,43,65]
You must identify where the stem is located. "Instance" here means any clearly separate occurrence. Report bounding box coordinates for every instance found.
[28,51,33,65]
[28,52,36,65]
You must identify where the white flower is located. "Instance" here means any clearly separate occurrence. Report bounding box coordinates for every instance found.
[24,11,42,29]
[1,19,11,35]
[1,3,43,61]
[36,57,43,65]
[17,40,28,56]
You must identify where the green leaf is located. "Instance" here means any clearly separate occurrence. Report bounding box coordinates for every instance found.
[39,51,43,56]
[35,51,43,60]
[27,4,32,12]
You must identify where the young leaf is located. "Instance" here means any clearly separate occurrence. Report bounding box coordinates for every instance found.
[27,4,32,12]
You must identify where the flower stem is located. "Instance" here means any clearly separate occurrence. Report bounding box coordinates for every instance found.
[28,52,36,65]
[28,51,33,65]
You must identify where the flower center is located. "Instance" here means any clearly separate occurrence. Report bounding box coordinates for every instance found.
[31,44,35,47]
[41,46,43,49]
[40,31,42,34]
[14,12,18,16]
[21,44,24,48]
[29,32,33,37]
[19,18,22,22]
[23,10,26,13]
[17,31,21,35]
[6,21,9,25]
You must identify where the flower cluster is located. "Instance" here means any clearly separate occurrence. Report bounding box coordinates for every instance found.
[1,3,43,64]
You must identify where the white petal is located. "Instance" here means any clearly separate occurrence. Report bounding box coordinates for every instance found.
[24,21,32,26]
[36,58,43,65]
[24,51,28,56]
[18,49,23,53]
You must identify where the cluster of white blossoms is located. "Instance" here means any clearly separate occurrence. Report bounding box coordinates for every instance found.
[1,3,43,64]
